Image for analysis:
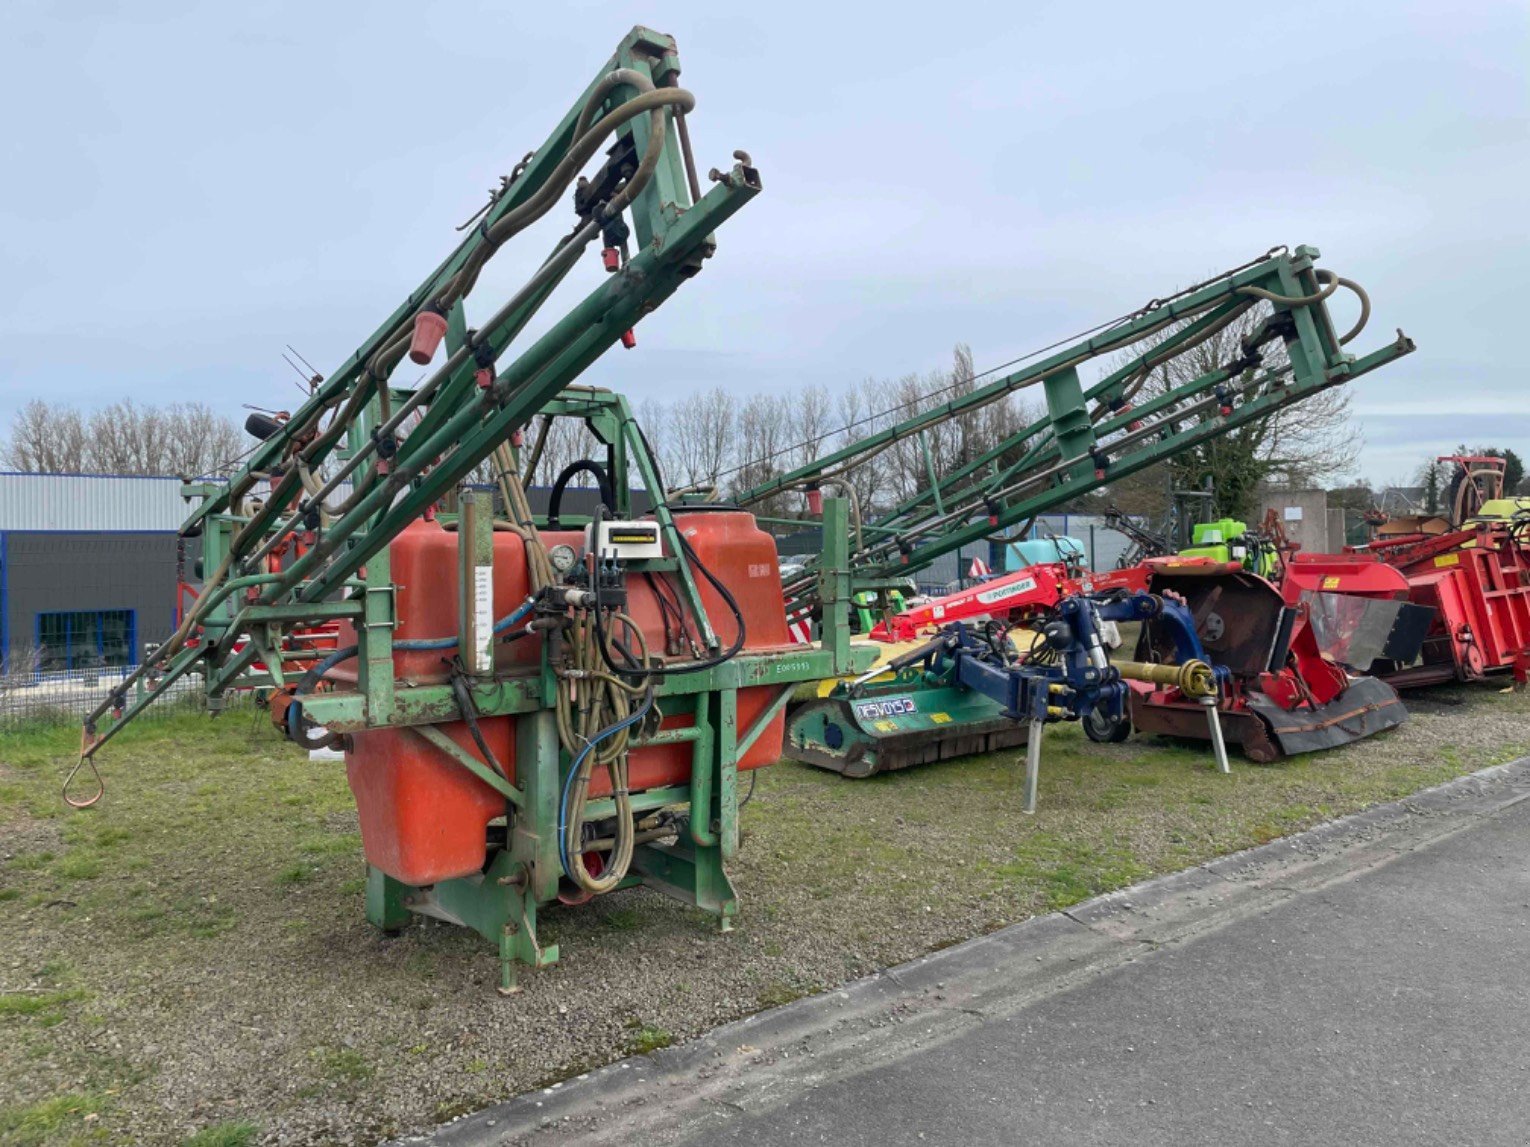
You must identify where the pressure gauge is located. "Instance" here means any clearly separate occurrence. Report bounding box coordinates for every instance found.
[548,543,579,576]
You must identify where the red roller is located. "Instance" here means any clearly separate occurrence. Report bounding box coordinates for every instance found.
[409,309,449,365]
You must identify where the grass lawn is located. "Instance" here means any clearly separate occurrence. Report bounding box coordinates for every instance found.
[1,684,1526,1144]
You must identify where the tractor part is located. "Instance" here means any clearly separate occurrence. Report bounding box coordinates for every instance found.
[1283,488,1530,689]
[1131,560,1410,762]
[789,590,1228,811]
[869,561,1147,643]
[787,679,1031,777]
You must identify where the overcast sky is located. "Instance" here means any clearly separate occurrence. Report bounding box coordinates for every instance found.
[1,1,1525,486]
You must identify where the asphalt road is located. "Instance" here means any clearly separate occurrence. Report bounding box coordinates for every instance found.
[411,760,1530,1147]
[684,793,1530,1146]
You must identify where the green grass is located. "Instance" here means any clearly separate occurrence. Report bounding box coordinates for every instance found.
[0,687,1525,1140]
[313,1046,374,1083]
[623,1022,674,1055]
[0,990,86,1018]
[0,1092,106,1145]
[182,1121,260,1147]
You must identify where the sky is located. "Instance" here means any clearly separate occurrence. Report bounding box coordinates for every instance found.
[0,1,1525,488]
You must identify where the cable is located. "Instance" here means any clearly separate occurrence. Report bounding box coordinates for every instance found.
[591,532,746,679]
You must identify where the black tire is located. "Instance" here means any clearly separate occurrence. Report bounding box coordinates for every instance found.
[1083,705,1132,744]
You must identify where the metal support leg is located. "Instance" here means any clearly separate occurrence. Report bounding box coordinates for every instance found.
[1202,696,1231,774]
[1023,719,1044,814]
[365,865,411,933]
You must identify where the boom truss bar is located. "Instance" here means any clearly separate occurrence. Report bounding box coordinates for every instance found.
[82,27,761,754]
[751,246,1413,617]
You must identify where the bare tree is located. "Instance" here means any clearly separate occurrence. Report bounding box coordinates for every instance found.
[3,399,245,477]
[2,400,90,472]
[729,392,793,515]
[634,397,667,487]
[790,384,834,472]
[666,388,735,492]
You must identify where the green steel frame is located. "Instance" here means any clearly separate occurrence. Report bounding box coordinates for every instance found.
[77,28,875,990]
[738,246,1414,620]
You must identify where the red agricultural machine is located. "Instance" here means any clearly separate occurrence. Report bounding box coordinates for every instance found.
[1283,456,1530,689]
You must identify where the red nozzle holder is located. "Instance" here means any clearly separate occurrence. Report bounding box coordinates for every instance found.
[409,309,449,365]
[474,367,494,390]
[806,488,823,515]
[1219,404,1233,417]
[510,428,524,448]
[601,247,621,272]
[988,515,999,526]
[1128,419,1143,432]
[422,505,437,522]
[620,329,637,349]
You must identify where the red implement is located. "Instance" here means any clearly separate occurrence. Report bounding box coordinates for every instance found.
[870,563,1148,643]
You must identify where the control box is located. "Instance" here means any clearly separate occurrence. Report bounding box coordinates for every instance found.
[585,519,664,561]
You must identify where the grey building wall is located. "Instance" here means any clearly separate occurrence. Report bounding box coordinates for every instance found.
[2,532,179,668]
[0,472,194,531]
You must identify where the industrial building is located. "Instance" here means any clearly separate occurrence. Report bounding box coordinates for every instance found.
[0,472,190,672]
[0,473,645,674]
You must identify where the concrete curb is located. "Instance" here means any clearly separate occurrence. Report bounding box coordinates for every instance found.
[395,755,1530,1147]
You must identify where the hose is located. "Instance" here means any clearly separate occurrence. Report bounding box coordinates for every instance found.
[81,67,690,743]
[590,530,747,679]
[546,459,615,528]
[1234,268,1340,307]
[283,599,536,746]
[558,686,654,892]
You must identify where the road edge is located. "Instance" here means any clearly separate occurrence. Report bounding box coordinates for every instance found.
[396,755,1530,1146]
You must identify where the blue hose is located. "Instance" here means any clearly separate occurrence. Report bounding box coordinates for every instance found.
[557,689,655,878]
[286,598,537,741]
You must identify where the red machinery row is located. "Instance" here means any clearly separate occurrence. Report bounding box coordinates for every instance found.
[860,457,1528,764]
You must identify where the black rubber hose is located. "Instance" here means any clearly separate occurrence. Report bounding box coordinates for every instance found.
[591,532,747,680]
[546,460,615,529]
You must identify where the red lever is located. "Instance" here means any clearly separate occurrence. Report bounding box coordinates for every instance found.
[601,247,621,272]
[620,329,637,349]
[409,310,449,365]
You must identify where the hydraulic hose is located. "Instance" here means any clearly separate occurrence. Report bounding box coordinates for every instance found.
[546,459,615,528]
[283,599,537,746]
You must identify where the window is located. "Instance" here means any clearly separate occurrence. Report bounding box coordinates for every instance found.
[35,610,136,672]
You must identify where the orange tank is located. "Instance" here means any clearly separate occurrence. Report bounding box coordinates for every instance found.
[340,509,795,886]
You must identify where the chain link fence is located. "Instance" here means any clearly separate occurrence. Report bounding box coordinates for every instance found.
[0,663,211,728]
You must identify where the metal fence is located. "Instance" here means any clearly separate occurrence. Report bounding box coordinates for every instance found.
[0,664,209,727]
